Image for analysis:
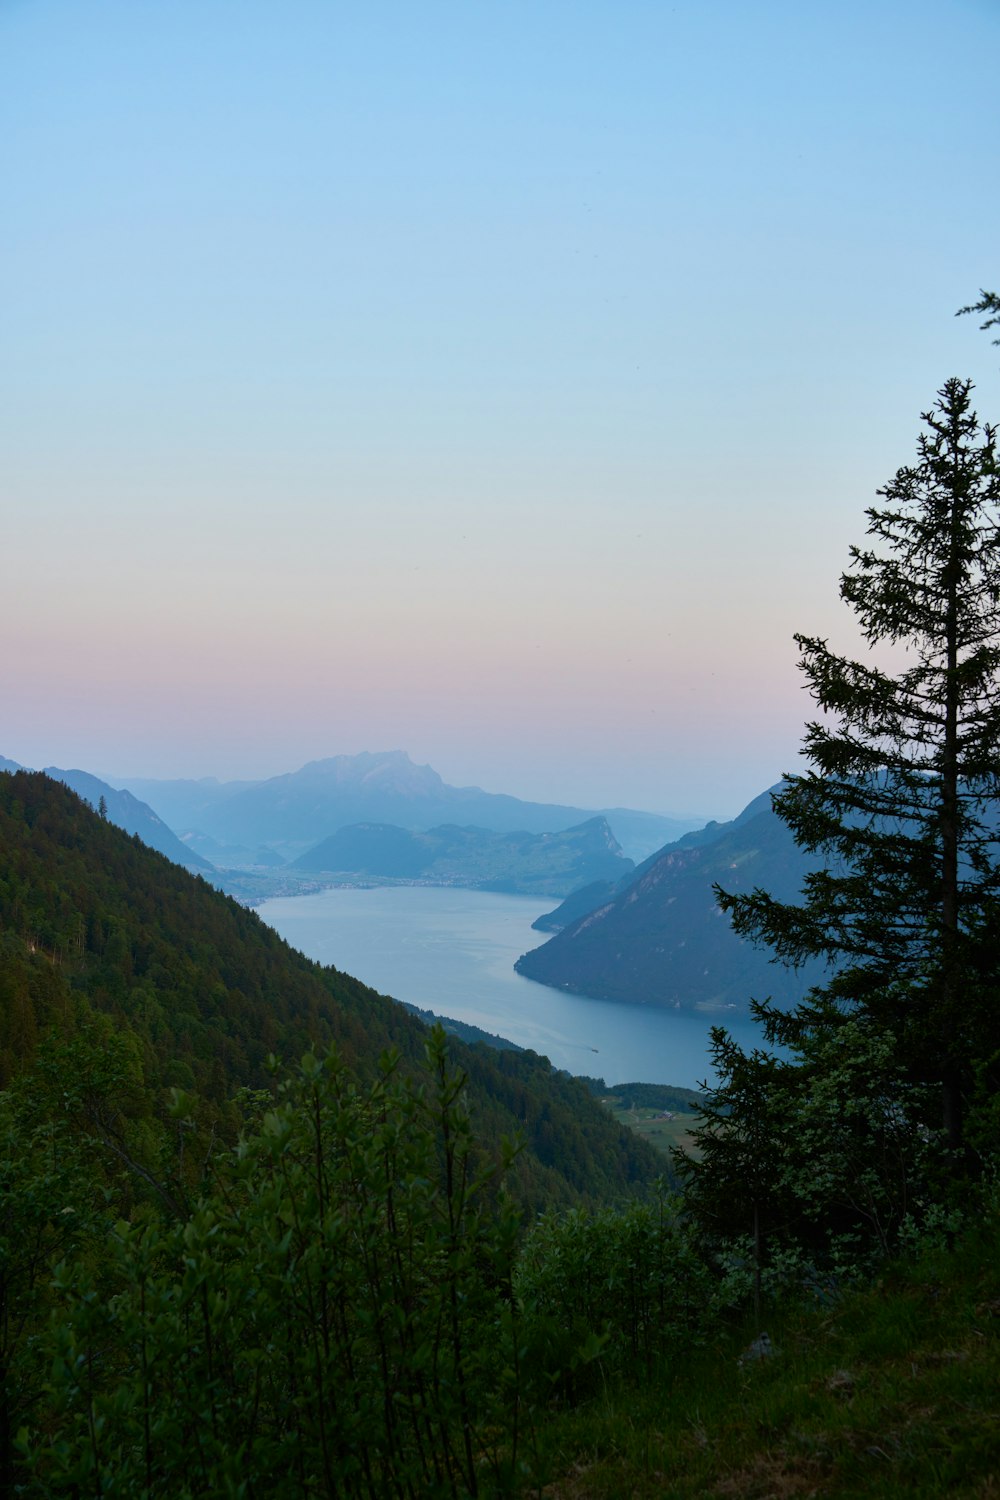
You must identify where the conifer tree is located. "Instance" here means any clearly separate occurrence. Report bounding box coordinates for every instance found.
[718,378,1000,1152]
[958,288,1000,350]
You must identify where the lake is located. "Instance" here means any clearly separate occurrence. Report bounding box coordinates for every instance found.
[257,885,768,1090]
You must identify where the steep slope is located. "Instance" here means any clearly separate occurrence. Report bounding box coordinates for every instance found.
[530,786,779,932]
[0,770,660,1209]
[532,878,622,933]
[3,755,214,874]
[516,787,828,1011]
[118,751,696,860]
[44,765,215,873]
[293,816,634,895]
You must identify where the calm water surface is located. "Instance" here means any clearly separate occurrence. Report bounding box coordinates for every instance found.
[257,886,765,1089]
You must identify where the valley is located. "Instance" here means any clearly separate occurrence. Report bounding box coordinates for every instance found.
[6,745,817,1025]
[256,882,769,1088]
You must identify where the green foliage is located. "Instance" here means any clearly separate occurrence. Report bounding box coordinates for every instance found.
[0,1089,107,1494]
[18,1029,527,1498]
[515,1185,712,1397]
[517,1199,1000,1499]
[681,1021,938,1284]
[677,1029,794,1298]
[0,772,676,1492]
[457,1045,661,1212]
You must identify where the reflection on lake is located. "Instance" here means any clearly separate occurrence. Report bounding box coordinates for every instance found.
[257,885,768,1090]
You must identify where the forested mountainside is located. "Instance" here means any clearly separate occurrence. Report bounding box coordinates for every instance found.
[517,786,828,1010]
[1,754,214,874]
[46,765,216,873]
[293,815,633,894]
[0,770,660,1212]
[531,786,780,932]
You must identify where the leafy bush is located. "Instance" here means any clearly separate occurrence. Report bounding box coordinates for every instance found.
[514,1185,712,1397]
[680,1020,945,1295]
[18,1029,524,1498]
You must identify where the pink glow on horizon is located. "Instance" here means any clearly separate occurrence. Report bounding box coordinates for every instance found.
[3,2,997,815]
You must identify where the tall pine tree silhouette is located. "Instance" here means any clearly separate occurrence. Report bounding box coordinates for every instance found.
[719,377,1000,1152]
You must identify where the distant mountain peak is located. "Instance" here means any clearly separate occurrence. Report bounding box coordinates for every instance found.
[114,751,702,863]
[295,750,445,793]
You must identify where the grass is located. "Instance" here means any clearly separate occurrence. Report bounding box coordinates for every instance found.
[504,1213,1000,1497]
[599,1095,700,1159]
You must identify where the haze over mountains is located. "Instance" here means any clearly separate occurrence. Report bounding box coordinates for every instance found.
[6,745,828,1017]
[118,751,698,864]
[293,816,634,896]
[4,745,829,1015]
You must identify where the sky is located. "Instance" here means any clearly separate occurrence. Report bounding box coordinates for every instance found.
[3,0,999,819]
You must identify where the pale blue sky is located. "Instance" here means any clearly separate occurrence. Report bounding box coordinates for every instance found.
[3,0,998,816]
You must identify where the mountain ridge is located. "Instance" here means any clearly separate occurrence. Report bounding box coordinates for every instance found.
[292,815,635,895]
[516,784,828,1011]
[115,750,702,861]
[1,754,214,874]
